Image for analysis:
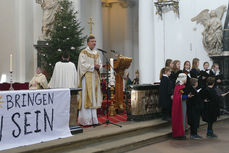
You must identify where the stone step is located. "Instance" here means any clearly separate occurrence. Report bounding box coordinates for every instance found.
[3,116,229,153]
[66,126,171,153]
[3,119,169,153]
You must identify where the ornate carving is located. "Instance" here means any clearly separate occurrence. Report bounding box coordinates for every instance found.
[191,5,227,55]
[154,0,179,19]
[114,56,132,111]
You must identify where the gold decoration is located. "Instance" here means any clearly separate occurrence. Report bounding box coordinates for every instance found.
[109,85,116,116]
[101,0,134,8]
[114,56,132,111]
[81,50,99,59]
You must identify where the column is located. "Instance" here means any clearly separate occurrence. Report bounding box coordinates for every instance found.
[93,0,103,50]
[139,0,155,84]
[14,0,26,82]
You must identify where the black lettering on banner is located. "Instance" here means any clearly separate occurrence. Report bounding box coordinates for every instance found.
[24,112,32,135]
[15,94,21,108]
[0,116,3,141]
[43,94,47,105]
[12,113,21,138]
[22,94,26,107]
[6,95,13,110]
[28,93,34,106]
[48,93,54,104]
[34,110,41,133]
[44,108,54,132]
[35,93,42,105]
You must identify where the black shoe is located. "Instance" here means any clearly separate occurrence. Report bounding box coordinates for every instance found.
[173,136,186,140]
[190,134,202,139]
[207,132,217,138]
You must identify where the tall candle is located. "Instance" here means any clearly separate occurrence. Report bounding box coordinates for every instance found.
[110,58,114,76]
[10,54,13,72]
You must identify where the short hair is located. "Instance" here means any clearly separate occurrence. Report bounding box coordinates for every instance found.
[87,35,95,43]
[203,62,209,66]
[176,73,187,84]
[206,77,215,86]
[62,51,69,59]
[190,78,198,87]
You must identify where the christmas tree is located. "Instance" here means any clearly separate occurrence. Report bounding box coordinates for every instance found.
[40,0,86,78]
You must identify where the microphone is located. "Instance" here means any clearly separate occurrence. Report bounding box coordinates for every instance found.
[97,48,107,53]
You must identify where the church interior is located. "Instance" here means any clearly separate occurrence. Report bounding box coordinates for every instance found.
[1,0,229,152]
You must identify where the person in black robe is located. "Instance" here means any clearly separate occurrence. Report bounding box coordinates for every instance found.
[198,62,210,89]
[159,67,173,121]
[200,77,220,137]
[183,61,191,86]
[209,63,227,113]
[170,60,182,89]
[198,71,209,90]
[186,78,202,139]
[190,58,200,79]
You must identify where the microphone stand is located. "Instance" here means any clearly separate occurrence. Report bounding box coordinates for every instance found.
[100,50,122,128]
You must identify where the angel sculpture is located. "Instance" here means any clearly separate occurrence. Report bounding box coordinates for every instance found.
[191,5,227,55]
[36,0,60,40]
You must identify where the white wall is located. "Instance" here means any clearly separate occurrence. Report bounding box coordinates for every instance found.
[0,0,17,82]
[153,0,228,82]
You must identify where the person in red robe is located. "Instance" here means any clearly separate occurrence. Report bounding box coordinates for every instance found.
[172,73,191,139]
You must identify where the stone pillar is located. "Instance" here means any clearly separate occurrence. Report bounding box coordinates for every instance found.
[14,0,26,82]
[139,0,155,84]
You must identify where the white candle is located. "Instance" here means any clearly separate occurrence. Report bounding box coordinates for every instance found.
[10,54,13,72]
[110,58,114,75]
[110,58,115,86]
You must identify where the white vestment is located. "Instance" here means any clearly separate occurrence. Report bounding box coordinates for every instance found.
[77,47,102,126]
[29,73,49,90]
[49,61,77,88]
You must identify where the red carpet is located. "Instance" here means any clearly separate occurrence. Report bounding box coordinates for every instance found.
[98,114,127,124]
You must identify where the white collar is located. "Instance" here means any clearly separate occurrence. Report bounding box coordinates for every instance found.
[86,46,96,54]
[163,74,168,77]
[185,69,190,72]
[212,69,220,75]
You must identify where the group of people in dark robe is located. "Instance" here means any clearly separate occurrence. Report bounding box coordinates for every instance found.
[159,58,229,140]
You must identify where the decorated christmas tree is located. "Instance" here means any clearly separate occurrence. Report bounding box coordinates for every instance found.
[40,0,86,78]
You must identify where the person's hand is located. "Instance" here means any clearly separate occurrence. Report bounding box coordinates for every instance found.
[217,79,221,83]
[221,92,229,97]
[188,93,194,98]
[94,64,100,70]
[171,95,173,100]
[204,99,209,102]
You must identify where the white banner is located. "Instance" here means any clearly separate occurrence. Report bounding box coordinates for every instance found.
[0,88,72,151]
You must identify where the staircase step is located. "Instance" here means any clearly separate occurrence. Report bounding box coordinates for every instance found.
[66,126,171,153]
[3,116,229,153]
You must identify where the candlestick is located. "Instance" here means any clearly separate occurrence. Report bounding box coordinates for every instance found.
[9,71,14,91]
[10,54,13,72]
